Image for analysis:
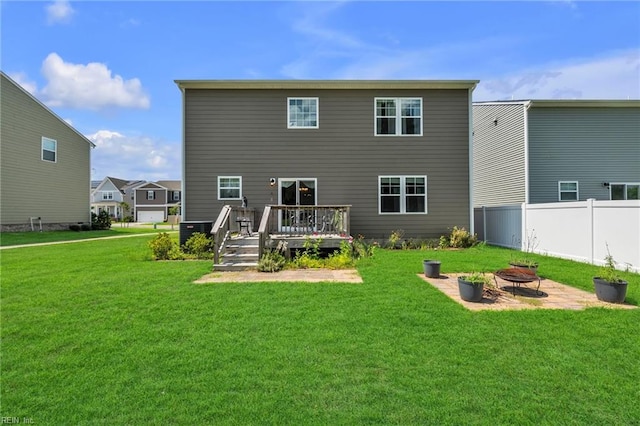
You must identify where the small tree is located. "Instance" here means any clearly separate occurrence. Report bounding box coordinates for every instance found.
[92,210,112,230]
[119,202,131,226]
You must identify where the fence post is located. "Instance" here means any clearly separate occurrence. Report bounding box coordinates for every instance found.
[520,203,527,251]
[482,206,487,243]
[587,198,595,265]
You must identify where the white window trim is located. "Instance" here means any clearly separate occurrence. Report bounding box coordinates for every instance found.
[558,181,579,201]
[172,191,180,201]
[374,97,423,137]
[101,191,114,201]
[378,175,428,214]
[147,190,155,200]
[287,97,319,129]
[218,176,243,200]
[610,182,640,200]
[41,137,57,163]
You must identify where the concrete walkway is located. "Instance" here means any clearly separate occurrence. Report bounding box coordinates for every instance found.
[421,273,636,311]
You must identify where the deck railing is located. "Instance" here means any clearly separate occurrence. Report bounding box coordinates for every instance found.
[258,205,351,258]
[211,205,257,264]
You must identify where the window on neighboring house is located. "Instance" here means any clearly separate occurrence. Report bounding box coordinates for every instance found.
[288,97,318,129]
[558,181,578,201]
[42,137,57,162]
[611,183,640,200]
[379,176,427,214]
[102,191,114,200]
[147,190,155,200]
[375,98,422,136]
[173,191,180,201]
[218,177,241,200]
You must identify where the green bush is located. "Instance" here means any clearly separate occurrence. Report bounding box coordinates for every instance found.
[257,250,286,272]
[149,233,175,260]
[91,211,112,230]
[441,226,478,249]
[183,232,213,259]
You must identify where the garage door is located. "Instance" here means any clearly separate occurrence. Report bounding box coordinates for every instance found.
[138,211,165,223]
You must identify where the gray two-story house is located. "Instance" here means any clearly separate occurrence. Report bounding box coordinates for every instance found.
[176,80,477,241]
[1,72,95,232]
[134,180,181,222]
[473,100,640,208]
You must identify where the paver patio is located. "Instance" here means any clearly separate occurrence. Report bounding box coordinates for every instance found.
[420,273,637,311]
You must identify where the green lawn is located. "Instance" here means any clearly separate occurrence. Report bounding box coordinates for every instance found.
[1,237,639,424]
[0,227,167,247]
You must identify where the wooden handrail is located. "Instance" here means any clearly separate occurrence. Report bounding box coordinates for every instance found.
[257,205,272,259]
[211,205,232,264]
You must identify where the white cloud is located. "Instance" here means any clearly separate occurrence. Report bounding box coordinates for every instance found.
[88,130,180,180]
[8,72,38,95]
[46,1,75,25]
[40,53,150,111]
[474,49,640,101]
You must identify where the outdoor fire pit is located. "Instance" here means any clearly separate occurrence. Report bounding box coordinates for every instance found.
[494,267,542,296]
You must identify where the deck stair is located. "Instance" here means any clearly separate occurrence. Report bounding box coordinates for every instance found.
[213,234,259,271]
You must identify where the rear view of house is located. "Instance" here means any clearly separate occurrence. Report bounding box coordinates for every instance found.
[1,72,95,232]
[176,79,477,242]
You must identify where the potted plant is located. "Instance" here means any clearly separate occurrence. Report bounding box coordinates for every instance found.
[423,259,441,278]
[458,272,490,302]
[593,248,628,304]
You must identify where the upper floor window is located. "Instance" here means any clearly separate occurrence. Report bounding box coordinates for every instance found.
[611,183,639,200]
[218,176,241,200]
[375,98,422,136]
[172,191,180,201]
[558,181,578,201]
[101,191,114,201]
[288,98,318,129]
[42,137,57,162]
[147,190,155,200]
[379,176,427,214]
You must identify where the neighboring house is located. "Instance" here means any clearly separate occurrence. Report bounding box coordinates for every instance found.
[134,180,181,222]
[90,176,143,220]
[473,100,640,208]
[0,72,96,232]
[175,80,477,239]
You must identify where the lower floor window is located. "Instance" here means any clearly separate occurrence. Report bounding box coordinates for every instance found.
[558,181,578,201]
[611,183,639,200]
[218,176,241,200]
[379,176,427,214]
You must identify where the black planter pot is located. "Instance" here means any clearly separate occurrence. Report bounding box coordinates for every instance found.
[593,278,628,303]
[423,260,441,278]
[458,277,484,302]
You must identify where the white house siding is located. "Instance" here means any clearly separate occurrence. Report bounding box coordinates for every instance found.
[181,84,475,239]
[472,103,527,208]
[528,106,640,204]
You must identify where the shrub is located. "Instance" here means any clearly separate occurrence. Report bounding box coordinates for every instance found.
[91,211,112,230]
[69,224,81,232]
[257,249,286,272]
[149,233,175,260]
[386,229,405,249]
[442,226,478,249]
[80,224,92,231]
[183,232,213,259]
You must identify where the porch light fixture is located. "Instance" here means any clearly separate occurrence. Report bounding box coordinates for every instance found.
[493,118,498,126]
[602,182,610,188]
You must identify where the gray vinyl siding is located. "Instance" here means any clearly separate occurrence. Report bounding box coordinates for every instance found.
[183,88,472,238]
[528,107,640,203]
[472,103,527,207]
[1,74,92,228]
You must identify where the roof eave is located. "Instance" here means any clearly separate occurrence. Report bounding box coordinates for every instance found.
[174,79,479,91]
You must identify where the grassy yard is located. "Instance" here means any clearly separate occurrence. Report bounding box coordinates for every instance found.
[0,227,167,247]
[1,236,639,424]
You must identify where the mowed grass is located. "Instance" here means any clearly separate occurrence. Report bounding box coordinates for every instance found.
[0,227,165,247]
[1,237,639,424]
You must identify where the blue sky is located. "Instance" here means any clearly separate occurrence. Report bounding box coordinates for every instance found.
[2,1,639,181]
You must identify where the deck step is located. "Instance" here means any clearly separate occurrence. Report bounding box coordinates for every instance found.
[213,261,258,272]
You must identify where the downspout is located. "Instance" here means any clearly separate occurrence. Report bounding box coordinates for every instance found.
[180,85,186,222]
[523,101,532,204]
[468,86,476,235]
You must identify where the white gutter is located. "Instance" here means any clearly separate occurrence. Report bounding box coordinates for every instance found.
[468,87,475,235]
[523,101,532,204]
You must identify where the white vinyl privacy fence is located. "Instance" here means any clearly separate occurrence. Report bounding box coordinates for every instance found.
[475,199,640,273]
